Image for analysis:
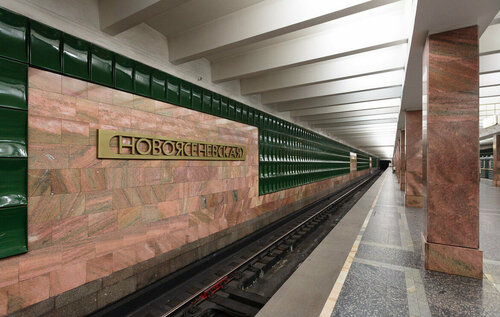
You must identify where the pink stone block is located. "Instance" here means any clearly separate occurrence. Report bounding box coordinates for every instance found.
[0,258,19,289]
[28,195,61,225]
[49,261,86,296]
[95,232,123,257]
[62,238,95,265]
[62,77,88,98]
[27,222,52,251]
[113,246,136,272]
[85,190,112,214]
[19,246,62,281]
[28,89,76,120]
[28,144,69,170]
[28,115,62,144]
[68,145,99,169]
[76,97,99,123]
[117,206,142,229]
[29,68,61,93]
[59,192,86,219]
[27,169,51,197]
[52,215,88,244]
[86,253,113,282]
[50,169,81,194]
[62,120,90,145]
[81,168,107,192]
[425,241,482,279]
[88,210,117,237]
[18,274,50,309]
[88,83,113,104]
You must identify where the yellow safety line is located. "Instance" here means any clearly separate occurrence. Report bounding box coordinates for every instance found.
[319,171,388,317]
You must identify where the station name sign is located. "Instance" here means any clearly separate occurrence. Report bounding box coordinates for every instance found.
[97,129,245,161]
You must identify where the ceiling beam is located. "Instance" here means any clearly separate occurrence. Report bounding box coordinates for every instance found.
[262,70,404,104]
[309,113,399,124]
[291,98,400,117]
[211,1,407,82]
[276,86,402,111]
[169,0,399,64]
[99,0,185,35]
[298,107,400,122]
[313,118,398,128]
[241,44,406,95]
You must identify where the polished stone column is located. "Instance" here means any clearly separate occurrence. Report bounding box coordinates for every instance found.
[494,134,500,187]
[400,130,406,191]
[405,111,423,207]
[422,26,482,278]
[395,137,400,180]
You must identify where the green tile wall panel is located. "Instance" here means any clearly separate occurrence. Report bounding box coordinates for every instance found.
[0,158,27,208]
[0,206,27,259]
[241,105,248,123]
[220,97,228,118]
[62,33,89,80]
[0,107,27,158]
[211,93,220,116]
[0,8,28,62]
[228,99,236,120]
[90,45,113,87]
[180,80,191,108]
[191,85,202,111]
[151,70,166,101]
[134,62,151,97]
[0,58,27,111]
[202,89,211,113]
[235,103,242,122]
[167,75,180,105]
[114,54,134,92]
[29,21,62,72]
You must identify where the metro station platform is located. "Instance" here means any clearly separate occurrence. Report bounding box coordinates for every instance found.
[258,170,500,317]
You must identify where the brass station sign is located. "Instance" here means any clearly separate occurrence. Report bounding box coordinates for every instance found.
[97,129,245,161]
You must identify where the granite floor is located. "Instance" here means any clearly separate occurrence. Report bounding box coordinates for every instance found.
[331,171,500,317]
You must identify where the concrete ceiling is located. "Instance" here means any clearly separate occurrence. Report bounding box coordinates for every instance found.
[98,0,500,159]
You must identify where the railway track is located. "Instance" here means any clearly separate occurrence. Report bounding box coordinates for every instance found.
[91,172,380,317]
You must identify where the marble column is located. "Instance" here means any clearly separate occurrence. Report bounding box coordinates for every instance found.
[400,130,406,191]
[422,26,482,278]
[396,137,400,180]
[494,134,500,187]
[405,111,423,207]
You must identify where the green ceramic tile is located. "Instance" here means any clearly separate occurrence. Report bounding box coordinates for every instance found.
[202,89,211,113]
[0,205,27,259]
[134,62,151,97]
[30,21,62,72]
[151,70,166,101]
[220,97,228,118]
[191,85,202,111]
[166,75,180,105]
[211,93,220,116]
[114,54,134,92]
[0,107,27,158]
[0,58,27,111]
[180,80,191,108]
[235,103,242,122]
[90,45,113,87]
[241,105,248,123]
[0,8,28,62]
[0,158,27,208]
[62,33,89,80]
[228,99,236,120]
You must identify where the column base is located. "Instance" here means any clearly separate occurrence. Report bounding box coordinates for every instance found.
[405,195,423,207]
[425,240,483,279]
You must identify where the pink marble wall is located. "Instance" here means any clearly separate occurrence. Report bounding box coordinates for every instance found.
[423,26,482,278]
[494,134,500,187]
[0,68,370,315]
[405,111,423,207]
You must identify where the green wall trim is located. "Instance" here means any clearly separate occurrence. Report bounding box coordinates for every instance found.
[0,206,28,259]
